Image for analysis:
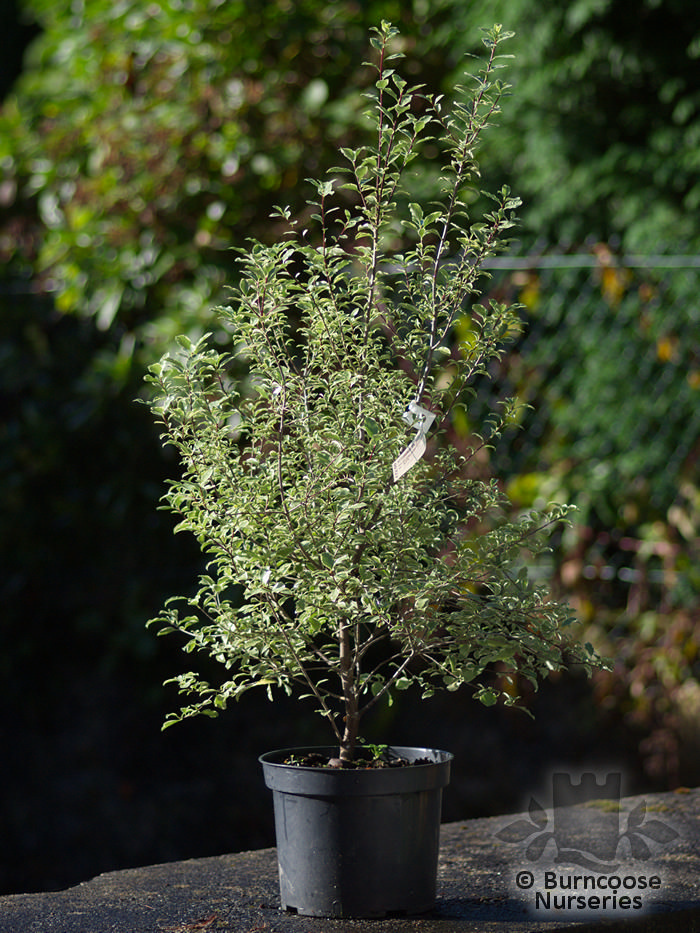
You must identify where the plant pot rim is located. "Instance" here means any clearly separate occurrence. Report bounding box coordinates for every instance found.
[259,745,453,796]
[259,744,453,768]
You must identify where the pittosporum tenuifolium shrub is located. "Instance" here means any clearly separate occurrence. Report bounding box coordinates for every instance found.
[146,22,604,761]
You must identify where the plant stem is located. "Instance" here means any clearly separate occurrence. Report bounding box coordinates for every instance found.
[339,618,360,760]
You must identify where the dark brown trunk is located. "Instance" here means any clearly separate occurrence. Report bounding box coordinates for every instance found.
[339,619,359,762]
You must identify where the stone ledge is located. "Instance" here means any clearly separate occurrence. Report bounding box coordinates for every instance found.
[2,788,699,932]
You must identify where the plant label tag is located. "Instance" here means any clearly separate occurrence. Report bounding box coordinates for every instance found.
[392,431,427,482]
[402,401,436,433]
[393,401,435,482]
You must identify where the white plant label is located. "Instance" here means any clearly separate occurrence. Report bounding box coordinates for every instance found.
[392,402,435,482]
[392,431,427,482]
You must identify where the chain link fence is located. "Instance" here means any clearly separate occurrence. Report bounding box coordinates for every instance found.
[475,245,700,509]
[465,244,700,782]
[471,243,699,533]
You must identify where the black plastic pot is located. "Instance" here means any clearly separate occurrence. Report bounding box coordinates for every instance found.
[259,745,453,918]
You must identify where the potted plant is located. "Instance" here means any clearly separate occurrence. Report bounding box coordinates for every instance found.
[145,22,601,918]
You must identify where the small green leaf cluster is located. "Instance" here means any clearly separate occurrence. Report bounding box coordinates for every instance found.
[146,22,602,759]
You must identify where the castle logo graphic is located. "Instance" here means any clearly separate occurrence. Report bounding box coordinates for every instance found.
[497,772,678,872]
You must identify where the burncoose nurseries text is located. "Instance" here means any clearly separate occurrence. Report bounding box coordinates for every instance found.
[515,870,662,913]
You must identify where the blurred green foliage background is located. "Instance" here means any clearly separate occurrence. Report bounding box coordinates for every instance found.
[1,0,699,895]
